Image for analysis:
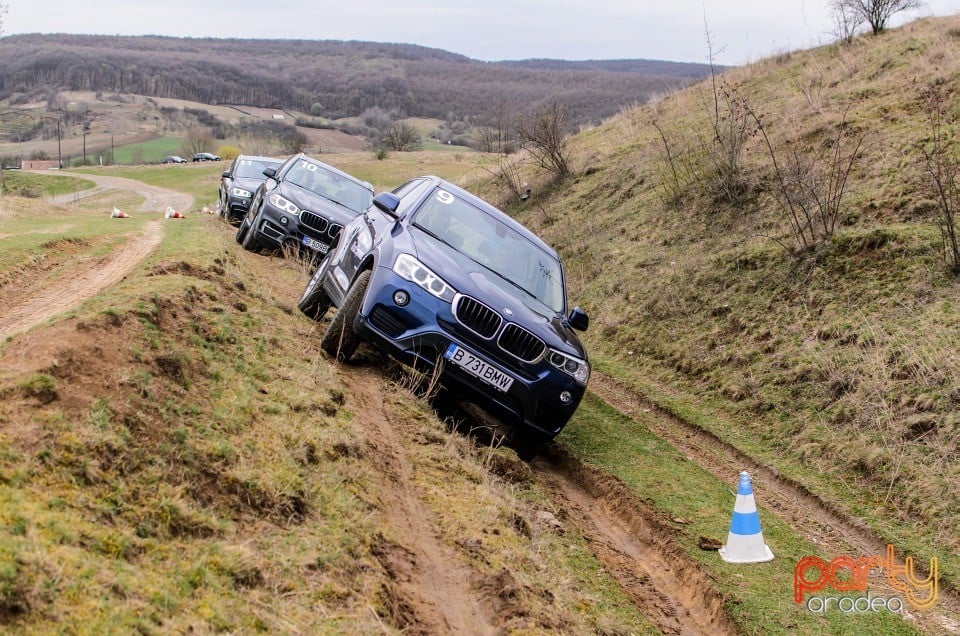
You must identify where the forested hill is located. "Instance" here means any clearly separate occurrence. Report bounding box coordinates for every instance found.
[0,34,713,126]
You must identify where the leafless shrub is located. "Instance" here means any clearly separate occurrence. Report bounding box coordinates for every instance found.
[829,0,866,43]
[181,127,215,155]
[699,25,757,204]
[515,98,571,180]
[381,122,421,151]
[749,106,865,255]
[919,84,960,276]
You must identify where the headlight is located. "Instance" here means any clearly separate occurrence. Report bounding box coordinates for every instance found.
[269,193,300,215]
[231,187,253,198]
[393,253,456,302]
[548,349,590,386]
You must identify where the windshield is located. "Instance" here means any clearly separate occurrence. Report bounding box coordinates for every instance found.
[235,158,280,180]
[413,187,565,313]
[284,159,373,213]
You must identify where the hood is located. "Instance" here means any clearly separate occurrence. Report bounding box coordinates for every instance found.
[409,227,586,359]
[281,182,361,226]
[233,176,266,192]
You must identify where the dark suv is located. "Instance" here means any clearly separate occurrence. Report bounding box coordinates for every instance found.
[298,176,590,456]
[218,154,283,225]
[192,152,221,162]
[236,154,374,261]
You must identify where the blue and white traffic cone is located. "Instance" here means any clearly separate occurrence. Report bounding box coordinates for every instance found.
[719,471,774,563]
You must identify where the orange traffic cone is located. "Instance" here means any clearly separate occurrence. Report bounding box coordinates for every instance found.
[111,207,129,218]
[165,206,186,219]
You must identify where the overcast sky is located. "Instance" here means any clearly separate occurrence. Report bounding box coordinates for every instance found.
[4,1,960,65]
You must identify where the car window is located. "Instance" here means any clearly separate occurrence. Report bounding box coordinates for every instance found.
[284,159,373,213]
[235,158,279,179]
[412,187,565,313]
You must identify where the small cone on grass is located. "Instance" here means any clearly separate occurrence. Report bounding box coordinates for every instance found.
[719,471,774,563]
[202,205,214,214]
[165,206,185,219]
[111,207,129,218]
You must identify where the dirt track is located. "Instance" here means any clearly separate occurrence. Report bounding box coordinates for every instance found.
[0,173,191,341]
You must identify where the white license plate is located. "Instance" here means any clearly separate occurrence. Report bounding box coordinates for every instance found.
[301,235,329,254]
[444,344,514,392]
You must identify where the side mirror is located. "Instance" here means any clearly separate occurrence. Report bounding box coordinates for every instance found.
[568,306,589,331]
[221,170,230,178]
[262,167,277,179]
[372,192,401,217]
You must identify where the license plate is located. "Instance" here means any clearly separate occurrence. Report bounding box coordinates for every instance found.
[444,344,514,392]
[301,235,329,254]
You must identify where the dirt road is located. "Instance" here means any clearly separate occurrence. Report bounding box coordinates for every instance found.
[0,172,189,340]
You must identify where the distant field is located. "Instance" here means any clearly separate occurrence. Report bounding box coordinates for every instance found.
[110,136,184,165]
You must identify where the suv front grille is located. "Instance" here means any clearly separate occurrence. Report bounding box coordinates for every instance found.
[498,323,546,362]
[452,295,548,365]
[453,296,501,339]
[300,210,329,236]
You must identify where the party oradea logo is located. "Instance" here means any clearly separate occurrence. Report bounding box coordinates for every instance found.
[794,545,938,614]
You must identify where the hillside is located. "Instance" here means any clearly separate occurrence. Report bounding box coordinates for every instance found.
[499,13,960,591]
[0,34,712,128]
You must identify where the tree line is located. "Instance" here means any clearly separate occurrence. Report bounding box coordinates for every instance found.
[0,34,712,128]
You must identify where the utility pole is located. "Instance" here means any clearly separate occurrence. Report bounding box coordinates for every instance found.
[57,118,62,169]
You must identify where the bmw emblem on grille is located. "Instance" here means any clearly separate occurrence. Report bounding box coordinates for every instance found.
[503,307,514,317]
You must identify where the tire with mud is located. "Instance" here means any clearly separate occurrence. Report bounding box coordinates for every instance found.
[235,217,250,244]
[298,254,333,320]
[511,427,552,462]
[321,269,370,361]
[240,211,261,252]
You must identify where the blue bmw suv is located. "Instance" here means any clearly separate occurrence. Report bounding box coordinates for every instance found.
[298,176,590,456]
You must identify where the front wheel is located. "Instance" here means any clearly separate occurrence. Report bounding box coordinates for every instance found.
[235,216,250,244]
[298,254,333,320]
[321,270,370,361]
[241,211,261,252]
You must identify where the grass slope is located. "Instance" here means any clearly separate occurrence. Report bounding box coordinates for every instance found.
[499,14,960,595]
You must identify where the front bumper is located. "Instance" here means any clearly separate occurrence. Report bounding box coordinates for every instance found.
[224,193,253,224]
[251,204,341,259]
[352,265,586,438]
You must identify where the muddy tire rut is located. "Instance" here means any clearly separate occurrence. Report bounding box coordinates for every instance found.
[532,445,738,636]
[0,221,164,341]
[346,368,497,635]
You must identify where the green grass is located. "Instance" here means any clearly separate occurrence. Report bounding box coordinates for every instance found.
[0,171,95,197]
[560,395,921,636]
[75,163,222,206]
[110,136,184,165]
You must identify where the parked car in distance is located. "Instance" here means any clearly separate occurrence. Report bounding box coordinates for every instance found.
[162,155,187,164]
[235,153,374,262]
[192,152,221,162]
[218,154,283,225]
[298,176,590,458]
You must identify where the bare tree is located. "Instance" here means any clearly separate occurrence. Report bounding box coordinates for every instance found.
[832,0,924,35]
[382,122,421,151]
[515,98,571,179]
[0,2,7,37]
[182,127,215,155]
[829,0,866,42]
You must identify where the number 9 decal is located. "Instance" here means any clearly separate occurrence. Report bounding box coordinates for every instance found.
[436,190,454,205]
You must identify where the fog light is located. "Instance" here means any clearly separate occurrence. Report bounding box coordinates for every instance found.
[279,216,288,226]
[393,290,410,306]
[560,390,573,405]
